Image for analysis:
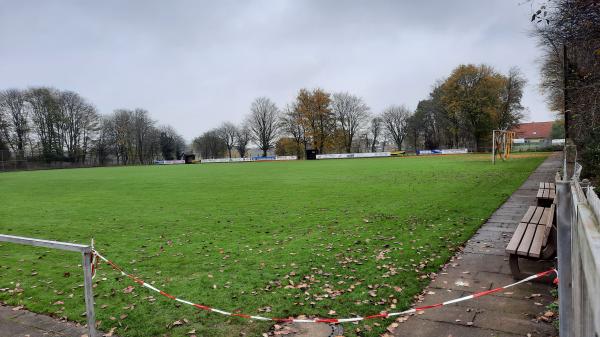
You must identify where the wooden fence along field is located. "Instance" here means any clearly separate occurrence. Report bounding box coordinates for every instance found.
[556,150,600,336]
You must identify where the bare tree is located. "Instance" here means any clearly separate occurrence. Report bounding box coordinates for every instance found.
[498,67,526,130]
[112,109,135,164]
[132,109,154,164]
[26,87,63,160]
[247,97,280,156]
[382,105,411,151]
[235,123,251,158]
[58,91,99,162]
[368,116,383,152]
[94,117,116,165]
[331,92,369,153]
[193,129,226,159]
[218,122,238,158]
[159,125,185,160]
[0,89,28,159]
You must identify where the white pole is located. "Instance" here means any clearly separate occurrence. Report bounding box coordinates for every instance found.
[492,130,496,164]
[0,234,96,337]
[82,251,97,337]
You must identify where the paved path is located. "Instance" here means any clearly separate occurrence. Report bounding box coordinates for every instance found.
[0,303,91,337]
[390,153,561,337]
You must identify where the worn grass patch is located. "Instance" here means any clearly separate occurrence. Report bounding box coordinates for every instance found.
[0,153,548,337]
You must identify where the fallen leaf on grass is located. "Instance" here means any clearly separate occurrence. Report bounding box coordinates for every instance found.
[103,327,116,337]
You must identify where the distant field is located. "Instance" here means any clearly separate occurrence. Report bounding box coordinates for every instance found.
[0,153,548,337]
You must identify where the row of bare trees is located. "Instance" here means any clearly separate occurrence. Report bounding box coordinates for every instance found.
[96,109,185,165]
[0,87,185,166]
[194,63,526,159]
[281,89,414,157]
[0,87,99,162]
[192,89,414,159]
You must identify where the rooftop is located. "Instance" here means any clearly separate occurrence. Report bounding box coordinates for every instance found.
[511,121,554,139]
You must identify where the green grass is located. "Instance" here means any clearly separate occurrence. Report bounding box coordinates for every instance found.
[0,153,548,337]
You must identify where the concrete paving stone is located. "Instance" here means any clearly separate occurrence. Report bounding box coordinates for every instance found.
[283,322,338,337]
[11,311,73,333]
[395,317,525,337]
[452,290,551,314]
[486,216,523,223]
[10,311,66,332]
[472,310,556,336]
[480,271,555,301]
[467,237,509,249]
[517,258,555,274]
[414,288,469,306]
[463,245,506,256]
[477,225,518,232]
[469,231,508,241]
[0,318,61,337]
[0,305,28,319]
[414,305,477,326]
[0,305,90,337]
[491,209,529,216]
[429,270,491,293]
[445,253,509,275]
[486,215,525,222]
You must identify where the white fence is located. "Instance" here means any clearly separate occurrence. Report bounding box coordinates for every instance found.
[416,148,468,155]
[200,156,297,164]
[556,159,600,336]
[154,160,185,165]
[316,152,391,160]
[201,157,254,163]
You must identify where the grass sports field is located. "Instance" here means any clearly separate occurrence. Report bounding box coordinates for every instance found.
[0,153,548,337]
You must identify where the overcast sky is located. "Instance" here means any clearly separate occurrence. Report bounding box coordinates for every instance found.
[0,0,552,140]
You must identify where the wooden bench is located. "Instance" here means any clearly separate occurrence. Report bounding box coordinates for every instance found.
[537,182,556,207]
[505,204,556,279]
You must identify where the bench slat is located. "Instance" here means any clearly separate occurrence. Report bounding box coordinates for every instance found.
[537,189,544,198]
[521,206,536,223]
[529,225,546,258]
[542,204,556,246]
[549,189,556,199]
[530,207,545,224]
[549,182,555,189]
[539,182,545,189]
[517,223,537,256]
[543,189,550,199]
[506,222,528,254]
[540,207,553,226]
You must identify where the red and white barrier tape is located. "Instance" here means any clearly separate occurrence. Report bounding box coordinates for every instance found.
[93,250,556,324]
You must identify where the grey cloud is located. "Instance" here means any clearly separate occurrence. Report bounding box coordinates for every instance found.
[0,0,551,140]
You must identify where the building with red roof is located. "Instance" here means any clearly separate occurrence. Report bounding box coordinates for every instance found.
[511,121,554,144]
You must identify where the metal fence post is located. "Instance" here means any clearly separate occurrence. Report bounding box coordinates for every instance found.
[556,180,574,337]
[82,251,97,337]
[0,234,97,337]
